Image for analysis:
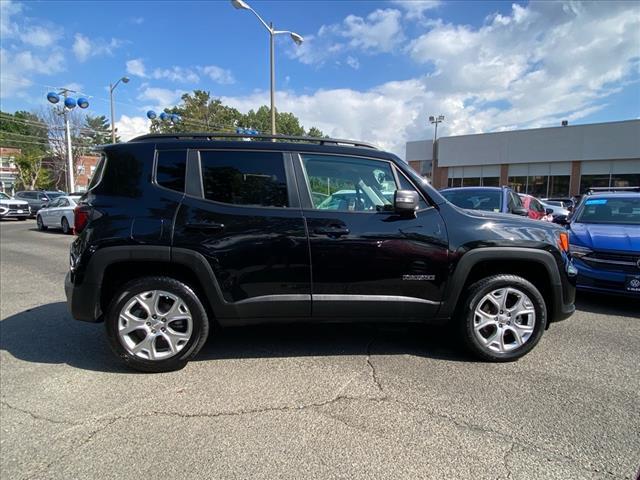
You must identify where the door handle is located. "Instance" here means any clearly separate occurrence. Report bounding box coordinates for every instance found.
[314,226,350,237]
[185,222,225,232]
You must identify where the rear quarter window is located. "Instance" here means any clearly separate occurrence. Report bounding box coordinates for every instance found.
[155,150,187,192]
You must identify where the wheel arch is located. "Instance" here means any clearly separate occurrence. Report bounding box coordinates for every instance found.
[440,248,562,324]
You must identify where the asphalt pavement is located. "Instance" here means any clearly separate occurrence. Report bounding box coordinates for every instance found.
[1,219,639,480]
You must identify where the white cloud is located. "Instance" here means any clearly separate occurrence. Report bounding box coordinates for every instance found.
[290,8,404,66]
[125,59,234,85]
[72,33,123,62]
[0,0,22,38]
[346,56,360,70]
[115,115,151,141]
[0,47,66,98]
[137,87,186,111]
[126,58,147,77]
[200,65,235,85]
[392,0,441,21]
[20,25,61,47]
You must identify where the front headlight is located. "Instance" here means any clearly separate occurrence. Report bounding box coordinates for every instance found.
[571,244,592,258]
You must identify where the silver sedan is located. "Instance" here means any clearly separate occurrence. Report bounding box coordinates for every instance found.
[36,195,81,234]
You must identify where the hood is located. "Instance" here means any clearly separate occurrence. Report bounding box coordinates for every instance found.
[0,198,28,205]
[569,222,640,252]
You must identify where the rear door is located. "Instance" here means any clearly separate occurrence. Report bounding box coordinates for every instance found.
[293,153,449,320]
[173,148,311,320]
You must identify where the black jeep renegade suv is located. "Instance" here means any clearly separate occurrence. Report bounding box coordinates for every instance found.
[65,133,576,372]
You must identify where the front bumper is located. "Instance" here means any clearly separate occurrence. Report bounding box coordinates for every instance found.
[574,258,640,298]
[0,207,30,217]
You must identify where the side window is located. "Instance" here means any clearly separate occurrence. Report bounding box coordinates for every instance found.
[59,198,70,207]
[200,150,288,208]
[156,150,186,192]
[301,154,396,212]
[48,198,61,208]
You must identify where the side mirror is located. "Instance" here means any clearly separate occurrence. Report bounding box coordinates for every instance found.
[512,207,529,216]
[553,214,570,226]
[567,205,573,212]
[545,208,554,215]
[40,197,48,201]
[394,190,419,216]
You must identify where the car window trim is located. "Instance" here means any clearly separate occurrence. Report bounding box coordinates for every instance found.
[193,148,298,211]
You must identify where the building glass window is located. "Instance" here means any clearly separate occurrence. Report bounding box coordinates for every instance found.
[462,177,481,187]
[548,175,570,197]
[613,173,640,188]
[481,177,500,187]
[580,174,610,194]
[508,176,527,193]
[447,177,462,188]
[527,175,548,198]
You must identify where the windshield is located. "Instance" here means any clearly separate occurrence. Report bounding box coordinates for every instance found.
[46,192,65,199]
[0,192,10,200]
[441,189,502,212]
[575,197,640,225]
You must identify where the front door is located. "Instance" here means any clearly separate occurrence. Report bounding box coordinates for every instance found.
[294,153,449,320]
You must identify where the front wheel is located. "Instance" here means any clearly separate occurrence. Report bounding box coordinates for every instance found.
[458,275,547,362]
[36,215,47,230]
[105,276,210,372]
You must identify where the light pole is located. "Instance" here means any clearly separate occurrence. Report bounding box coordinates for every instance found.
[109,76,130,143]
[429,115,445,185]
[231,0,303,135]
[47,89,90,193]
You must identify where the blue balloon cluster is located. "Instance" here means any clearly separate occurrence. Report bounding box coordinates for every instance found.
[46,92,89,109]
[236,127,259,135]
[147,110,180,123]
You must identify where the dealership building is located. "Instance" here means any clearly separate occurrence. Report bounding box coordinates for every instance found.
[406,119,640,197]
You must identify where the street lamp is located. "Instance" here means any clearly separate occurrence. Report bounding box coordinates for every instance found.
[109,76,130,143]
[231,0,303,135]
[429,115,445,184]
[46,89,90,193]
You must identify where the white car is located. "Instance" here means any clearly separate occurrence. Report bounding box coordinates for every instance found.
[0,192,30,220]
[36,195,81,234]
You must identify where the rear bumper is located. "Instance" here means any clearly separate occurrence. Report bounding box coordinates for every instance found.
[65,271,103,322]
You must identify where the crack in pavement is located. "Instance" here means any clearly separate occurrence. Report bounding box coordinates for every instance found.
[365,336,385,395]
[1,400,80,426]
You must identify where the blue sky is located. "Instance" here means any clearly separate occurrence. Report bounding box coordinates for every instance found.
[1,0,639,155]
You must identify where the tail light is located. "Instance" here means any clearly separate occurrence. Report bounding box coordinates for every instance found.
[73,205,90,235]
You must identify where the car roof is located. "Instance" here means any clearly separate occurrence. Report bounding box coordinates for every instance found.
[586,191,640,197]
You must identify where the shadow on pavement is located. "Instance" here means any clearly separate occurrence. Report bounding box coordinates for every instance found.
[0,302,473,373]
[575,291,640,317]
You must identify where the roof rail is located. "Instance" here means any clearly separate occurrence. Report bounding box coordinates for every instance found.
[128,132,379,150]
[586,186,640,194]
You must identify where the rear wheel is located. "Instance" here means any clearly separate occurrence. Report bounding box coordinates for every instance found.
[61,217,70,234]
[458,274,547,362]
[36,215,47,230]
[105,276,210,372]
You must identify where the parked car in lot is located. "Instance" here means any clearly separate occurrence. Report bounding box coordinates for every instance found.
[567,190,640,297]
[440,186,529,217]
[0,192,30,220]
[14,190,66,216]
[65,133,576,372]
[519,194,553,221]
[36,195,81,234]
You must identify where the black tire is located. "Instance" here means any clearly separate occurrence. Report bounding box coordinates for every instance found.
[36,215,47,230]
[105,276,210,373]
[17,217,27,221]
[61,217,70,234]
[458,274,547,362]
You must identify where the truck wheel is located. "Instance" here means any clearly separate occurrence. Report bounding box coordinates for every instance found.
[458,275,547,362]
[105,276,210,373]
[36,215,47,230]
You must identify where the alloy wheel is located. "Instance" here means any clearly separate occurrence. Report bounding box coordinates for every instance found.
[473,287,536,353]
[118,290,193,361]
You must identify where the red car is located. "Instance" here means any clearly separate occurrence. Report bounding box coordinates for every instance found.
[519,194,553,221]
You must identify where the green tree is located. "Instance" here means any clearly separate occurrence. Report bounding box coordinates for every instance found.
[13,148,51,190]
[150,90,243,134]
[306,126,326,138]
[0,111,48,153]
[238,106,306,136]
[82,115,115,146]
